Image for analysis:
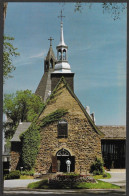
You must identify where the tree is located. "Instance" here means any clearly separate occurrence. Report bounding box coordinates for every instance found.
[74,2,126,21]
[3,36,20,83]
[3,90,44,138]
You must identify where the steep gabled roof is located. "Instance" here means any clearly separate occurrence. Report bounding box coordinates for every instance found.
[38,77,104,136]
[10,122,31,142]
[35,70,53,102]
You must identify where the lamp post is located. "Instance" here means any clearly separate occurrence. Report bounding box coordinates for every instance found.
[20,167,23,173]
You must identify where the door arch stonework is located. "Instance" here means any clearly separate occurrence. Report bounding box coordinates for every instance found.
[55,148,75,172]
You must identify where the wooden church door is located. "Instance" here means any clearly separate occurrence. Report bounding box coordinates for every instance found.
[52,156,57,173]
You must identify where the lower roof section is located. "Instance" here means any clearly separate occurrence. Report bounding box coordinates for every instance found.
[97,125,126,139]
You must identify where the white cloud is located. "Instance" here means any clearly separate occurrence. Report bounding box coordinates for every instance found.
[12,49,48,68]
[29,50,47,59]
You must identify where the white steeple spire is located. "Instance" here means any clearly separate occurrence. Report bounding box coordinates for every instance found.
[58,10,66,47]
[54,10,72,73]
[58,22,66,46]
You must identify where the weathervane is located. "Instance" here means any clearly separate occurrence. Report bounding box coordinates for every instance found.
[58,10,65,23]
[48,37,54,46]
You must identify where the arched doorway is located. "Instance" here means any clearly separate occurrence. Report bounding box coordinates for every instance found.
[56,148,75,172]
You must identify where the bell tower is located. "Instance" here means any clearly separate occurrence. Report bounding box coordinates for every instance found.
[51,10,74,92]
[44,37,56,72]
[35,37,57,102]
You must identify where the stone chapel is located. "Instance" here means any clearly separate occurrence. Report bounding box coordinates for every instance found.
[10,11,126,173]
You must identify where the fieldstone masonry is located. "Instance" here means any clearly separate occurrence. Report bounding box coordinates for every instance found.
[35,114,102,174]
[35,79,102,174]
[10,142,22,170]
[10,79,103,172]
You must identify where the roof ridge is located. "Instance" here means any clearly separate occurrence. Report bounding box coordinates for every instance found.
[61,78,104,136]
[38,76,104,136]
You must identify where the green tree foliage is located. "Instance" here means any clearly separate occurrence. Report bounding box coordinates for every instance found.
[3,36,20,83]
[74,2,126,20]
[3,90,44,138]
[102,3,126,20]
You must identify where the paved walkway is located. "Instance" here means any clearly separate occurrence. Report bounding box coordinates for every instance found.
[100,170,126,187]
[4,179,41,188]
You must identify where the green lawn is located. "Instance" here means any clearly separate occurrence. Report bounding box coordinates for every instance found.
[20,175,34,179]
[76,180,120,189]
[27,179,120,189]
[93,173,111,180]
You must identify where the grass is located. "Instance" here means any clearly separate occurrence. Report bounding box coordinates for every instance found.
[76,180,120,189]
[27,179,120,189]
[93,173,111,180]
[28,179,49,189]
[20,175,34,179]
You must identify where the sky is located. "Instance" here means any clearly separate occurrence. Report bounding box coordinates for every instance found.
[4,2,127,125]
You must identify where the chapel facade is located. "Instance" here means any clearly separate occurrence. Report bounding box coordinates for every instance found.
[10,11,126,173]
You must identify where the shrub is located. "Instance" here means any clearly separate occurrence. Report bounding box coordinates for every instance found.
[3,169,9,175]
[20,169,35,176]
[93,170,101,175]
[4,170,20,180]
[102,173,108,178]
[90,157,104,175]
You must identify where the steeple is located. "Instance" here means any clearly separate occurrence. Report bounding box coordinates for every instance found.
[35,37,56,102]
[58,10,66,47]
[54,10,71,73]
[51,10,74,93]
[58,22,66,46]
[44,37,56,72]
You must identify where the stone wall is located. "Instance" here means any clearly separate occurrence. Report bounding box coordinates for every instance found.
[35,79,102,174]
[35,113,102,174]
[10,142,22,170]
[10,79,102,173]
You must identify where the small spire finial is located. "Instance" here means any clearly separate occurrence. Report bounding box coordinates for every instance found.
[48,37,54,46]
[58,10,65,23]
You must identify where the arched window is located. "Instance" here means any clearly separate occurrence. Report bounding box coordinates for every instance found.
[63,49,66,60]
[58,119,68,138]
[56,148,71,156]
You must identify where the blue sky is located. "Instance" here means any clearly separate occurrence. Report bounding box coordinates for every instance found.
[4,2,127,125]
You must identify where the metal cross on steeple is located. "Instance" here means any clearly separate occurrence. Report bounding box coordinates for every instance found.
[58,10,65,23]
[48,37,54,46]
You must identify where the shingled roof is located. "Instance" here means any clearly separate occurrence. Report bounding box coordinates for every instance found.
[35,46,56,102]
[10,122,31,142]
[98,125,126,139]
